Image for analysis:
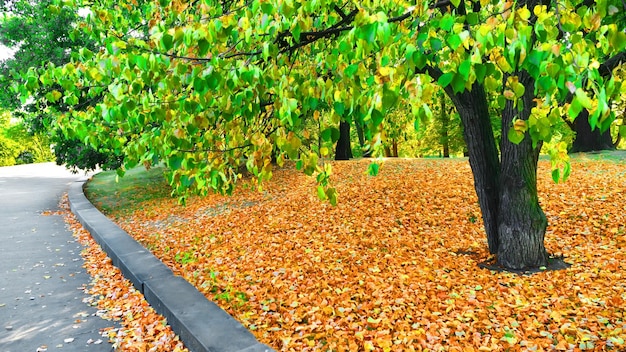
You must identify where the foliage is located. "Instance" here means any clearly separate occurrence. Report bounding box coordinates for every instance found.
[0,0,83,109]
[89,157,626,351]
[0,0,122,172]
[26,0,626,197]
[0,110,54,166]
[406,90,467,157]
[0,133,19,166]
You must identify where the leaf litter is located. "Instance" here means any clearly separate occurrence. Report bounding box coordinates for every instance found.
[95,158,626,351]
[58,196,188,352]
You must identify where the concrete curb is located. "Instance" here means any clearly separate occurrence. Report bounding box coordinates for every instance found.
[68,178,274,352]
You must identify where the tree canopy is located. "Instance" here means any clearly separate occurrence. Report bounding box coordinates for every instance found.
[25,0,626,196]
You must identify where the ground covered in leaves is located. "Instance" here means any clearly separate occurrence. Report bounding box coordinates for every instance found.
[91,156,626,351]
[59,197,188,352]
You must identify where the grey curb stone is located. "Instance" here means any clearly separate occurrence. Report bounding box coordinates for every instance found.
[68,179,274,352]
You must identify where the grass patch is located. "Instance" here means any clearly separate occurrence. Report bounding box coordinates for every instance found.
[84,166,171,216]
[570,149,626,162]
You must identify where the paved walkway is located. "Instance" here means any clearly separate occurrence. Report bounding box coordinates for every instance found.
[0,163,115,352]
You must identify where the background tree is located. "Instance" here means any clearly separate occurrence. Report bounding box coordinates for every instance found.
[0,110,53,165]
[569,52,626,152]
[28,0,626,270]
[0,0,122,171]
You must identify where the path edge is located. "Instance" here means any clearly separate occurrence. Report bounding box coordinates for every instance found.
[68,177,274,352]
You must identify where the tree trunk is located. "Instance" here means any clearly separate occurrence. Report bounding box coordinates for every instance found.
[497,71,548,269]
[392,140,398,157]
[445,83,501,254]
[335,120,352,160]
[569,51,626,152]
[570,109,615,152]
[440,93,450,158]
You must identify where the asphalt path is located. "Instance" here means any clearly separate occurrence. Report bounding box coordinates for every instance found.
[0,163,115,352]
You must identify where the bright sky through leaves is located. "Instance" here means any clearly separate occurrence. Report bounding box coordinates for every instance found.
[0,44,15,60]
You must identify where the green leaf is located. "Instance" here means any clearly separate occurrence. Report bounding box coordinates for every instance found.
[405,44,417,61]
[292,22,302,42]
[484,76,499,91]
[507,127,525,144]
[161,33,174,51]
[321,128,340,142]
[261,2,273,14]
[512,82,525,98]
[568,99,583,121]
[344,64,358,78]
[551,168,560,183]
[458,60,471,80]
[357,23,377,43]
[438,73,455,88]
[446,34,462,50]
[326,187,338,206]
[368,163,380,176]
[371,109,384,126]
[451,74,466,94]
[466,13,479,25]
[619,125,626,138]
[206,72,220,90]
[575,88,593,109]
[198,39,210,57]
[440,14,454,31]
[382,86,398,110]
[450,0,461,7]
[334,102,345,116]
[316,186,327,201]
[194,76,207,94]
[168,155,183,170]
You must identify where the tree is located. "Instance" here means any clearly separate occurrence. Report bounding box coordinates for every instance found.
[28,0,626,270]
[0,0,122,172]
[569,52,626,152]
[0,110,54,165]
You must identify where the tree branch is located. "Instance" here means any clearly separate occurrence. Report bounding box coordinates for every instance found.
[599,51,626,77]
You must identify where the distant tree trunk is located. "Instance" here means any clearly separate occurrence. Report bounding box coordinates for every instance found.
[355,120,371,157]
[570,51,626,152]
[440,93,450,158]
[335,120,352,160]
[570,110,615,152]
[383,140,398,157]
[497,71,548,269]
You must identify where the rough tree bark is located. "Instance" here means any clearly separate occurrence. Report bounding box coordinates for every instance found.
[497,71,548,269]
[335,120,353,160]
[444,82,501,254]
[439,73,550,269]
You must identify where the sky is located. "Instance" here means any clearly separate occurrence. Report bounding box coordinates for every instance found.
[0,44,16,61]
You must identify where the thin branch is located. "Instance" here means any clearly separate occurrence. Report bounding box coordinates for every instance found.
[176,142,253,154]
[333,5,348,20]
[222,49,263,59]
[217,38,245,58]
